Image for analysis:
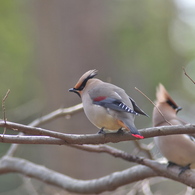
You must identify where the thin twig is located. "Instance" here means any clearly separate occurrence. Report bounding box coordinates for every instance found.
[2,89,10,122]
[5,103,83,157]
[29,103,83,127]
[135,87,172,125]
[2,89,10,135]
[183,66,195,84]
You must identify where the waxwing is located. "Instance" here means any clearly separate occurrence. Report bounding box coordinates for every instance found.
[69,69,148,139]
[153,83,195,170]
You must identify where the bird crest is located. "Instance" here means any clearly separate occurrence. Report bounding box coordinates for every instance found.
[74,69,98,90]
[156,83,181,111]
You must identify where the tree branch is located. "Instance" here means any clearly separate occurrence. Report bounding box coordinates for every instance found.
[29,103,83,127]
[4,103,83,157]
[0,134,65,145]
[1,133,195,186]
[72,144,195,187]
[1,120,195,145]
[0,156,157,194]
[1,123,195,192]
[1,102,195,193]
[0,156,194,194]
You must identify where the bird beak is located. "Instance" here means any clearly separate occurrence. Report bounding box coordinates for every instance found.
[176,107,182,113]
[69,88,81,97]
[69,88,76,92]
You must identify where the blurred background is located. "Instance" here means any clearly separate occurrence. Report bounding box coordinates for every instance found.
[0,0,195,194]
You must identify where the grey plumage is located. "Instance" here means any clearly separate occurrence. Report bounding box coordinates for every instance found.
[153,84,195,169]
[69,70,148,139]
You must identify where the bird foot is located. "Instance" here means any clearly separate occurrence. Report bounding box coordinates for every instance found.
[167,162,191,175]
[179,164,191,176]
[97,128,106,135]
[167,161,178,168]
[117,128,124,134]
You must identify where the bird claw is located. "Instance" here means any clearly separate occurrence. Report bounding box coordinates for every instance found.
[117,128,124,134]
[167,162,191,175]
[97,128,106,135]
[167,161,177,167]
[179,164,191,176]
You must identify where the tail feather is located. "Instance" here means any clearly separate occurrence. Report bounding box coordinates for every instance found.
[117,119,144,139]
[128,124,144,139]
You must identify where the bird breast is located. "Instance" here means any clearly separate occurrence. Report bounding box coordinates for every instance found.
[82,95,121,130]
[154,134,195,168]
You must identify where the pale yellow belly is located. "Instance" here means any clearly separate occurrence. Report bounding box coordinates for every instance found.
[84,105,121,130]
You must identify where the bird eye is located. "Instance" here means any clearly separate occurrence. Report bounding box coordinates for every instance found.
[166,100,179,111]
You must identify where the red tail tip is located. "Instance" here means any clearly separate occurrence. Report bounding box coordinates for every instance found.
[132,134,144,139]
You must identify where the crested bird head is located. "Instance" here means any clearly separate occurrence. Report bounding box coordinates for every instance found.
[153,83,182,126]
[69,69,98,97]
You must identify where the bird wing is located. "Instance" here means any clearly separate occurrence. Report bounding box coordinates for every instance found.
[92,96,139,115]
[129,97,149,117]
[88,83,139,115]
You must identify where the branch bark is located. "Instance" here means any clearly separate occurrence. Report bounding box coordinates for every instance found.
[1,120,195,145]
[3,103,83,157]
[29,103,83,127]
[0,156,156,194]
[1,103,195,193]
[1,133,195,191]
[0,156,194,194]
